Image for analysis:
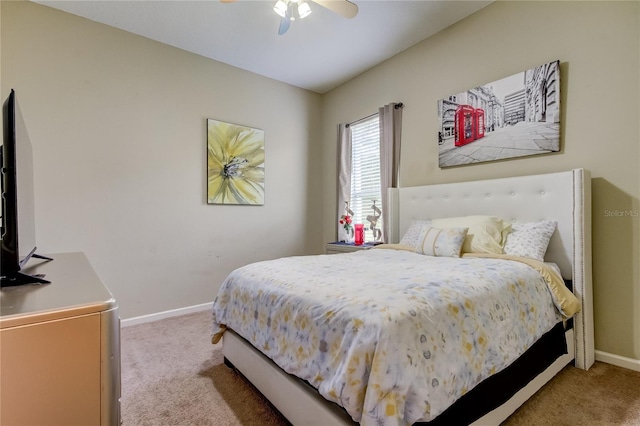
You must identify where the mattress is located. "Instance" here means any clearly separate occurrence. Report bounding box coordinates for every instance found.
[212,248,578,426]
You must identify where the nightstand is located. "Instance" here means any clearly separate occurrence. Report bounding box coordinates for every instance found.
[325,242,375,254]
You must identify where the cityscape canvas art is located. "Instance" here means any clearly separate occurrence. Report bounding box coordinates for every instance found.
[437,60,561,168]
[207,119,265,205]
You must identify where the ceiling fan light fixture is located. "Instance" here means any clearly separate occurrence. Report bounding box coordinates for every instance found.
[297,2,311,19]
[273,0,288,18]
[287,1,296,20]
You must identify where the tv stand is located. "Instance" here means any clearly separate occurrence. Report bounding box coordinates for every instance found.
[0,270,51,286]
[31,252,54,261]
[0,252,121,425]
[1,250,54,287]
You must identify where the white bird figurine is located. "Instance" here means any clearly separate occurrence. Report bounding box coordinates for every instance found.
[366,200,382,241]
[345,201,354,217]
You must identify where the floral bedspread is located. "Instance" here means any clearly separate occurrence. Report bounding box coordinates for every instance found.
[211,248,569,426]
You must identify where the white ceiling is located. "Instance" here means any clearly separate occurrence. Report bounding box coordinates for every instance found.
[34,0,492,94]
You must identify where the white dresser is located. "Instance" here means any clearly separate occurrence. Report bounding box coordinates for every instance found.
[0,252,120,426]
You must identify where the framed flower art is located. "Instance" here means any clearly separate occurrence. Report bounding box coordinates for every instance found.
[207,119,265,205]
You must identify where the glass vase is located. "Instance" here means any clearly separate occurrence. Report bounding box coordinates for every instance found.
[342,227,354,243]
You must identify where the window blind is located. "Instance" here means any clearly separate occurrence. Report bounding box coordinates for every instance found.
[350,115,382,241]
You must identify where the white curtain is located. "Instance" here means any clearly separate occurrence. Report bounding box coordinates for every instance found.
[336,123,352,240]
[379,103,403,242]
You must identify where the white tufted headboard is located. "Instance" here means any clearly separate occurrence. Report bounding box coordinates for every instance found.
[387,169,594,370]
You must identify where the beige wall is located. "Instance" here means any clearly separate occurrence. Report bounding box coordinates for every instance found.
[1,1,324,318]
[322,1,639,361]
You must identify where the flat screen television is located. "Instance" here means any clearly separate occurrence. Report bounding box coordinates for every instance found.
[1,89,52,286]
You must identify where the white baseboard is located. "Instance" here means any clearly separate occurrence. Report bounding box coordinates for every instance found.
[121,302,213,327]
[595,350,640,372]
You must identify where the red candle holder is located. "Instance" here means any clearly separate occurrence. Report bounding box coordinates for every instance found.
[354,224,364,245]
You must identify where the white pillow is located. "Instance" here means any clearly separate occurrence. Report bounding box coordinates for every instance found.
[504,220,557,262]
[431,215,511,254]
[399,220,431,248]
[415,227,468,258]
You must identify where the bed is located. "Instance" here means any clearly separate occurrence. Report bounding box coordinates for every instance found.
[212,168,594,426]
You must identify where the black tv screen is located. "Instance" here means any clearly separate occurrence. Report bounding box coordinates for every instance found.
[1,89,51,286]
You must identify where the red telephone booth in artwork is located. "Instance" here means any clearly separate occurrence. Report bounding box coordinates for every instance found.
[454,105,475,146]
[474,108,485,140]
[455,105,486,146]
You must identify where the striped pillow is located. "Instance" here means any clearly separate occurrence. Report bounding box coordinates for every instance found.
[415,227,468,258]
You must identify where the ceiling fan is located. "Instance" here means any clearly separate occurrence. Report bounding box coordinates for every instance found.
[222,0,358,35]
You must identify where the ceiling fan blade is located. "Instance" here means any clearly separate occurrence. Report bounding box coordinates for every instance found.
[312,0,358,19]
[278,16,291,35]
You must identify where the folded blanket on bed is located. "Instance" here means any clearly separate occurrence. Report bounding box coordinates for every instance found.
[462,252,581,317]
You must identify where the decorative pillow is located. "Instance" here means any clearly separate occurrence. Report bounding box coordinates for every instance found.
[399,219,431,248]
[415,227,468,258]
[431,215,511,254]
[504,220,557,262]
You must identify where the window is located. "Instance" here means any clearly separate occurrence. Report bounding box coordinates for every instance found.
[338,103,401,244]
[349,115,382,241]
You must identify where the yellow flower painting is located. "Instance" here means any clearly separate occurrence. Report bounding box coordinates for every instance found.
[207,119,265,205]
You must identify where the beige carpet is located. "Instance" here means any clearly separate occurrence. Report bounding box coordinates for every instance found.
[121,311,640,426]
